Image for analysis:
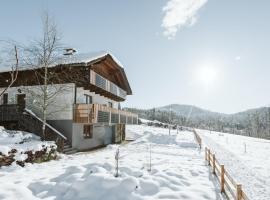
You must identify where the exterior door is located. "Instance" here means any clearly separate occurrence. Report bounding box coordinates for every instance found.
[17,94,26,110]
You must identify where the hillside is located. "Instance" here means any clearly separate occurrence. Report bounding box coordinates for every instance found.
[158,104,226,120]
[125,104,270,139]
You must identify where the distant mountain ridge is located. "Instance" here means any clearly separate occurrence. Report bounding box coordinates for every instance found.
[125,104,270,139]
[156,104,270,121]
[157,104,227,120]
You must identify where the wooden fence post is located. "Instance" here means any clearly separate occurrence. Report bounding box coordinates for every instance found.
[208,149,211,166]
[212,154,216,174]
[236,184,242,200]
[205,147,208,161]
[220,165,225,193]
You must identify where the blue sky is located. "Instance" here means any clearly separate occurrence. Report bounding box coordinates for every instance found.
[0,0,270,114]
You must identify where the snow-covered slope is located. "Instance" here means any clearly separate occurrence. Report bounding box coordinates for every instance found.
[0,125,223,200]
[196,129,270,200]
[0,127,56,164]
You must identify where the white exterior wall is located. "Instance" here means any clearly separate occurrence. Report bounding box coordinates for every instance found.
[76,87,119,109]
[0,83,75,120]
[0,85,121,121]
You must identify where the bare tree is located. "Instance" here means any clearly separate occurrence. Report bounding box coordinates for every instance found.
[0,44,19,97]
[23,12,66,139]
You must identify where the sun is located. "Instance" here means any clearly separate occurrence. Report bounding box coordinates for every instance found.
[197,66,218,86]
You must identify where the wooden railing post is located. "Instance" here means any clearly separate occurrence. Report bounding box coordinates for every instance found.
[221,165,225,193]
[94,104,98,123]
[205,147,208,161]
[208,149,211,166]
[212,154,216,174]
[109,110,111,124]
[118,113,121,124]
[236,184,242,200]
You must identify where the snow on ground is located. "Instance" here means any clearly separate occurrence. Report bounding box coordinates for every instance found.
[196,129,270,200]
[0,125,223,200]
[0,126,56,161]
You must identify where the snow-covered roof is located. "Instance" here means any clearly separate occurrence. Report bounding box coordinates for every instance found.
[0,51,124,72]
[0,50,132,95]
[55,51,124,68]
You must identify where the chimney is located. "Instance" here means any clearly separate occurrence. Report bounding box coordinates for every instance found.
[63,48,77,56]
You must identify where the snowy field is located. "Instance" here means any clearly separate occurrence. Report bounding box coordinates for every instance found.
[197,129,270,200]
[0,125,223,200]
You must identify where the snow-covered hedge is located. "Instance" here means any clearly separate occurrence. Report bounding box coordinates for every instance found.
[0,126,57,167]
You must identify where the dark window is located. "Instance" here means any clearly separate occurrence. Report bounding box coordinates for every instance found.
[17,94,26,106]
[108,102,113,108]
[3,93,8,105]
[83,125,93,139]
[85,95,92,104]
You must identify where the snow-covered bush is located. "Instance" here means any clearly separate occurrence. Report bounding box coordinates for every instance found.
[0,126,57,167]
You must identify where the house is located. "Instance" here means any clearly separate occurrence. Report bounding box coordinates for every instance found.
[0,51,138,153]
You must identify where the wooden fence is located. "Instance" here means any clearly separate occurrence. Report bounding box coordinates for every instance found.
[193,130,250,200]
[193,129,202,149]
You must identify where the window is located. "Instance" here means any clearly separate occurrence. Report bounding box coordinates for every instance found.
[84,94,92,104]
[3,93,8,105]
[83,125,93,139]
[108,102,113,108]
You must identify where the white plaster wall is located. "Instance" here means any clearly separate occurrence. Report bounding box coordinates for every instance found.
[0,85,121,121]
[76,87,119,109]
[0,83,75,120]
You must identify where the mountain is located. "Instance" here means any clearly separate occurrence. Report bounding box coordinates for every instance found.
[157,104,227,120]
[125,104,270,139]
[231,106,270,124]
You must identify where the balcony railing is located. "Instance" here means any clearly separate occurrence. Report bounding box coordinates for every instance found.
[73,104,138,124]
[90,70,127,100]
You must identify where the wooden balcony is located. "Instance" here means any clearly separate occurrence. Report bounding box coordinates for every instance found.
[73,104,138,124]
[89,70,127,101]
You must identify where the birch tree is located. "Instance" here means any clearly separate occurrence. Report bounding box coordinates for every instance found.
[23,13,64,139]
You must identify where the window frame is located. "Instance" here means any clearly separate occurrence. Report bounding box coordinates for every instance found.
[83,124,93,139]
[108,102,113,108]
[84,94,93,104]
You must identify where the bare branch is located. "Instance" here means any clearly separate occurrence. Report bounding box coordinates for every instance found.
[0,45,19,97]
